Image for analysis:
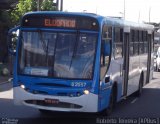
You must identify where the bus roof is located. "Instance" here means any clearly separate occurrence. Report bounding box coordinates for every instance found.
[23,11,154,31]
[105,16,154,30]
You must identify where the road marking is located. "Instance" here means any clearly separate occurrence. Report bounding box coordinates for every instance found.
[131,98,138,104]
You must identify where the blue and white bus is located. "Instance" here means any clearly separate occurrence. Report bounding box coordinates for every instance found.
[8,11,154,115]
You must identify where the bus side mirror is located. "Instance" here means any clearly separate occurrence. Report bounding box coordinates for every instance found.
[8,26,20,56]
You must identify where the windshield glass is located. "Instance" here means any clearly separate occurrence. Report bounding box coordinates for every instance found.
[18,30,98,79]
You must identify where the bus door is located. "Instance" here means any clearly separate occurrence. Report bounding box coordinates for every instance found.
[99,25,112,110]
[146,31,152,83]
[122,26,130,97]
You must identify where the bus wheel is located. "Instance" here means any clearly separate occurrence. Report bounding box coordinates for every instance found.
[106,87,116,116]
[135,74,143,97]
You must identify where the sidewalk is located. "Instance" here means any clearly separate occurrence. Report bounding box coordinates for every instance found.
[0,63,13,84]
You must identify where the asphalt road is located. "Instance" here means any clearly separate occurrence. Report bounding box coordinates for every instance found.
[0,72,160,124]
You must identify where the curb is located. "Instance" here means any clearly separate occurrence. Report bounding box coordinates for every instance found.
[0,81,9,85]
[0,78,13,85]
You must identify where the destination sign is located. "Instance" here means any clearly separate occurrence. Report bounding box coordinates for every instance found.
[44,19,76,28]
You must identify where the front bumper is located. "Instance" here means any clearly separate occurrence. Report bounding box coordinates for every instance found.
[13,87,98,112]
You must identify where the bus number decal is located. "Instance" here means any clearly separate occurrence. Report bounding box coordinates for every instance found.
[71,82,87,87]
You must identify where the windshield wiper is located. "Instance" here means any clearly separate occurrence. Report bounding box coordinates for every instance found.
[52,33,58,76]
[45,39,49,65]
[39,30,47,52]
[69,30,80,69]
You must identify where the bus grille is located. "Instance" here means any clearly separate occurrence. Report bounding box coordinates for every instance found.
[25,100,82,109]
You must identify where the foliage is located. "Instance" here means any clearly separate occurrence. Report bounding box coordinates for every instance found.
[11,0,56,26]
[41,0,56,11]
[11,0,36,25]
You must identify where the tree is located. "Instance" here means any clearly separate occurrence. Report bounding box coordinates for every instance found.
[41,0,56,11]
[11,0,36,25]
[11,0,56,26]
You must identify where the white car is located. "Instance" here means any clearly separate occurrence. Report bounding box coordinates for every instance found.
[155,47,160,72]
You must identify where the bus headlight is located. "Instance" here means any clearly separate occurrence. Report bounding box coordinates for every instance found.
[83,90,89,95]
[20,84,25,89]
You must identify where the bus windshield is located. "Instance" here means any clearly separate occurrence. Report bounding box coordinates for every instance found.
[18,30,98,79]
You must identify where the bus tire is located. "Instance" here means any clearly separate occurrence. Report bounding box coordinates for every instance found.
[106,85,116,116]
[135,73,143,97]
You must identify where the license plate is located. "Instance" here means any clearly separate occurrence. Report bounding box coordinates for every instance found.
[44,98,59,104]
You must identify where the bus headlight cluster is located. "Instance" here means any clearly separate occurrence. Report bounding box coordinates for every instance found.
[83,90,90,95]
[20,84,25,89]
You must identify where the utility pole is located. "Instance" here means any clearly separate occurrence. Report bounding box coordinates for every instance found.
[37,0,40,11]
[60,0,63,11]
[56,0,59,11]
[124,0,125,20]
[138,10,141,23]
[37,0,42,11]
[149,7,151,23]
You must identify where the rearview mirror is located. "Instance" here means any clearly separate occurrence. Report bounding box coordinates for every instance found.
[8,26,20,56]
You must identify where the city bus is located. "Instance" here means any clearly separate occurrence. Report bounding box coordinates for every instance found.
[8,11,154,115]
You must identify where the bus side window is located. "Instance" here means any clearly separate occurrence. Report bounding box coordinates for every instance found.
[143,31,148,53]
[130,30,134,56]
[100,25,112,80]
[134,30,139,55]
[139,31,144,54]
[152,32,154,52]
[114,28,123,59]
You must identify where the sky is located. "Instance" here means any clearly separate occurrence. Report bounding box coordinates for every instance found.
[63,0,160,23]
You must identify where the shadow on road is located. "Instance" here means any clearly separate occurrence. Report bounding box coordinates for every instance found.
[110,88,160,118]
[16,118,97,124]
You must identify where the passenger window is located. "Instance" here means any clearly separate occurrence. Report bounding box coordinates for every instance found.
[143,31,148,53]
[100,25,111,80]
[139,31,144,54]
[134,30,139,55]
[130,30,134,56]
[102,25,112,40]
[152,32,154,52]
[114,27,123,59]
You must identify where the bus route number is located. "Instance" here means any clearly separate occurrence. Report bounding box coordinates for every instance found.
[71,82,86,87]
